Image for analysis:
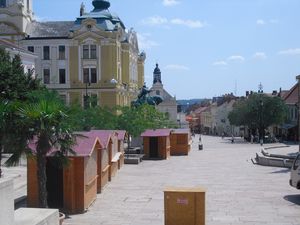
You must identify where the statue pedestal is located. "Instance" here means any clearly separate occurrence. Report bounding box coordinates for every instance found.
[0,178,14,225]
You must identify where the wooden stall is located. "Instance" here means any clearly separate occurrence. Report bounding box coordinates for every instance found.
[115,130,127,169]
[170,129,191,156]
[88,130,114,192]
[141,129,172,160]
[27,135,102,214]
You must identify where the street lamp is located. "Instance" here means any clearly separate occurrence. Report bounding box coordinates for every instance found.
[258,83,264,146]
[84,78,91,109]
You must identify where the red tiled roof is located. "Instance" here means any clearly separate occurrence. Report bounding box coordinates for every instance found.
[105,130,127,141]
[141,129,172,137]
[284,83,298,105]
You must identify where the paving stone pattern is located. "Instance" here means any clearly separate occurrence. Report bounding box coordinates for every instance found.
[58,136,300,224]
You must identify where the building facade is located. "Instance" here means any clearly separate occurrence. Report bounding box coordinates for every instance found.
[0,0,145,107]
[149,64,177,122]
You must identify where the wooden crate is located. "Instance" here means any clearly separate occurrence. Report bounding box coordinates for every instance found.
[164,187,206,225]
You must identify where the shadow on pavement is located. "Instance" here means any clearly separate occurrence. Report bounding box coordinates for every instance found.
[284,194,300,205]
[270,168,290,174]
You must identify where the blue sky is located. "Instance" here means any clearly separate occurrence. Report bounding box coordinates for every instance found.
[34,0,300,99]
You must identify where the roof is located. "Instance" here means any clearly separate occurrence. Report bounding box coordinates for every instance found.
[284,83,298,105]
[88,130,116,148]
[171,129,190,134]
[194,107,208,114]
[0,39,35,55]
[74,0,125,31]
[141,129,172,137]
[26,21,74,38]
[28,133,101,157]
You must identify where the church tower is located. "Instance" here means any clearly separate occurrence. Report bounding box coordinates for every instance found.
[0,0,34,40]
[153,63,162,84]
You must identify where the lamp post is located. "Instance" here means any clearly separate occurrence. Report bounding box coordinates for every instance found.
[296,75,300,151]
[258,83,264,146]
[84,78,90,109]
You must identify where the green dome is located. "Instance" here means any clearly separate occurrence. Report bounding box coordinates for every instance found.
[92,0,110,11]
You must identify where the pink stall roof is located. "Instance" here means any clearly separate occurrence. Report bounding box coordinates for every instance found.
[141,129,172,137]
[171,129,190,134]
[28,132,101,157]
[88,130,116,148]
[107,130,126,140]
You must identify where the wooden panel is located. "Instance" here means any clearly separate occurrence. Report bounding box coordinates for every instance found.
[111,161,118,178]
[118,154,124,169]
[27,158,39,207]
[143,137,150,158]
[73,158,85,214]
[164,187,205,225]
[83,149,98,210]
[101,165,110,189]
[170,134,190,156]
[63,158,76,213]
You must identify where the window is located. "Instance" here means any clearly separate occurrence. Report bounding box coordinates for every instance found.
[83,94,98,109]
[83,45,89,59]
[43,46,50,60]
[59,69,66,84]
[82,44,97,59]
[90,68,97,83]
[83,68,89,83]
[0,0,6,8]
[43,69,50,84]
[27,46,34,53]
[90,45,97,59]
[83,68,97,84]
[58,45,65,60]
[156,90,160,95]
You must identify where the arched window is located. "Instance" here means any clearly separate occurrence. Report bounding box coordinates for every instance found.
[0,0,6,8]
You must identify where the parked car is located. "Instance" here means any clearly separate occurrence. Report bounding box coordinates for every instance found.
[290,153,300,189]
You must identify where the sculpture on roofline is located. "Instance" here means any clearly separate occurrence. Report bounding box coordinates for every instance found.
[131,83,163,107]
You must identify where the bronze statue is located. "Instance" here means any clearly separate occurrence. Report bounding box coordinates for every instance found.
[131,84,163,107]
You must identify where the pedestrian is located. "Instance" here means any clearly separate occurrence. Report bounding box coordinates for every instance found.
[231,135,234,143]
[221,132,224,139]
[199,134,202,142]
[250,134,254,144]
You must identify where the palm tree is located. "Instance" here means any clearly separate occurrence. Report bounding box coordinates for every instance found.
[16,98,76,208]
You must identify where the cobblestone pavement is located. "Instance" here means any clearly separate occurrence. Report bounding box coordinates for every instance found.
[3,135,300,225]
[62,135,300,225]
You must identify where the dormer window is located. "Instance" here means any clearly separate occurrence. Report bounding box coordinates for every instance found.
[0,0,6,8]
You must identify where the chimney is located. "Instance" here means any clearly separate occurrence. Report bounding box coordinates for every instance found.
[246,91,249,97]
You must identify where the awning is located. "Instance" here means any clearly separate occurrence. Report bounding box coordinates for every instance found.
[280,123,297,130]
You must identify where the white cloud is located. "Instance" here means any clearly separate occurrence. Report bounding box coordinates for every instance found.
[170,18,206,28]
[141,16,206,29]
[278,48,300,55]
[253,52,267,60]
[137,33,159,50]
[256,19,266,25]
[162,0,180,6]
[212,61,228,66]
[227,55,245,62]
[164,64,190,71]
[141,16,168,26]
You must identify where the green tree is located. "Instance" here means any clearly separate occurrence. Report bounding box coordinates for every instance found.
[117,104,177,147]
[228,93,287,140]
[0,48,42,177]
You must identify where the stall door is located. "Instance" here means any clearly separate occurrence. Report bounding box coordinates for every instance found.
[46,158,64,209]
[149,137,159,158]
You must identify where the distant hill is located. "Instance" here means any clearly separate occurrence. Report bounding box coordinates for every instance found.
[177,99,209,105]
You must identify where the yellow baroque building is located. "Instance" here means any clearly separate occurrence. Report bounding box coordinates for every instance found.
[0,0,146,107]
